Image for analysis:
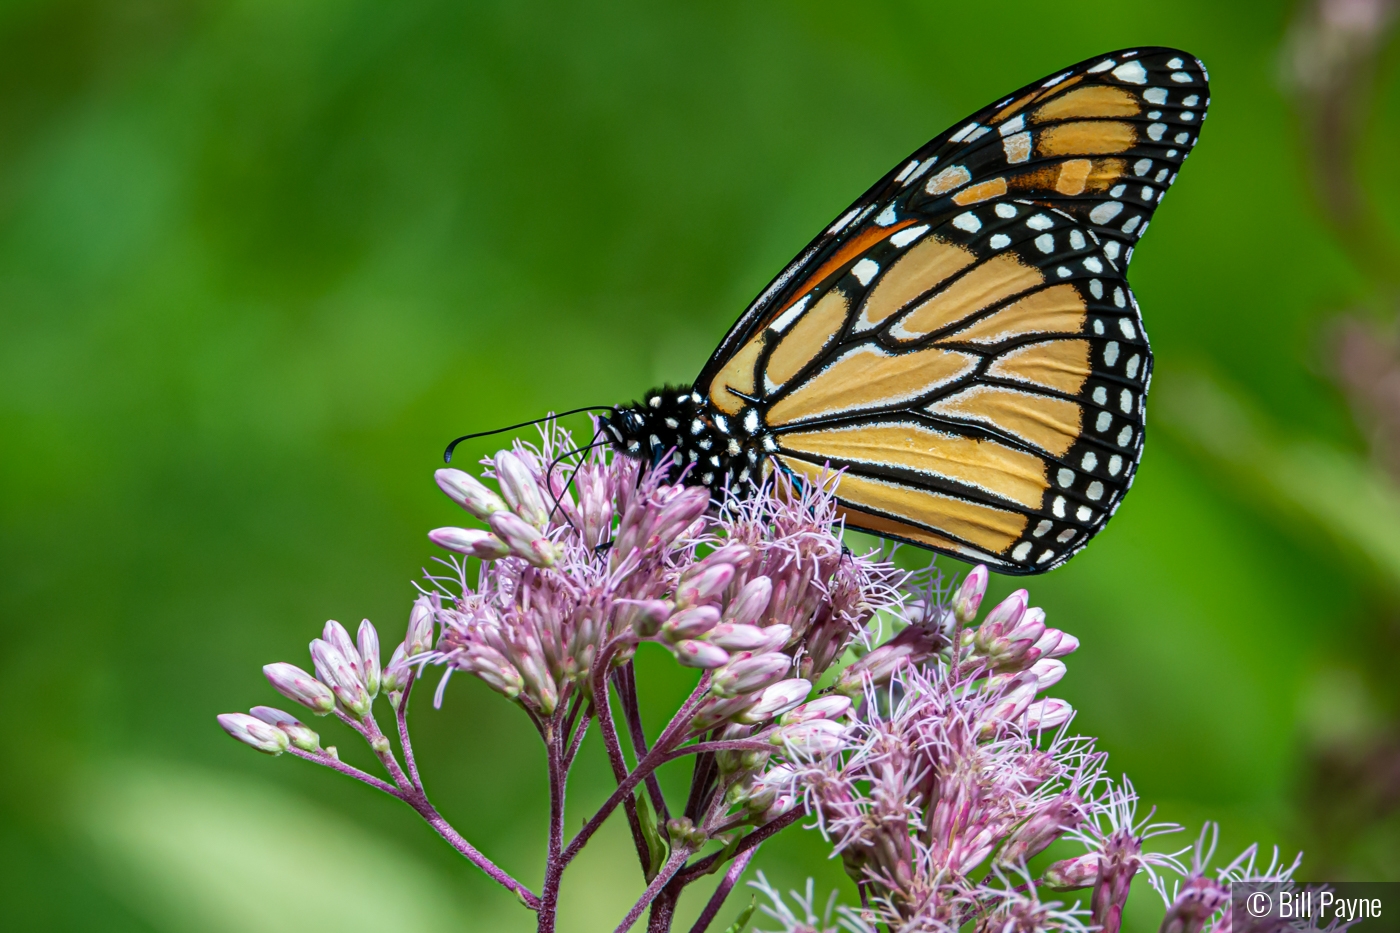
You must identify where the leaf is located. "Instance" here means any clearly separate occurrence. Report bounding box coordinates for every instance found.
[723,896,757,933]
[635,791,669,882]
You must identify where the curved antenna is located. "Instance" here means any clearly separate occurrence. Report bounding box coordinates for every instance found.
[443,405,618,463]
[543,429,612,529]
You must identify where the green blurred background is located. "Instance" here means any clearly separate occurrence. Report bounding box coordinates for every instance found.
[4,0,1400,929]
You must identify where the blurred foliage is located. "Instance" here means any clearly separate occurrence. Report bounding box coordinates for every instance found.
[3,0,1400,930]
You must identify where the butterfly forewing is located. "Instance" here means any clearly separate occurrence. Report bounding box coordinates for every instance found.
[696,48,1204,573]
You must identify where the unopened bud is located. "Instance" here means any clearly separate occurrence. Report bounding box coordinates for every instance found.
[429,526,512,559]
[713,723,755,774]
[711,652,791,699]
[620,599,672,638]
[673,639,730,669]
[780,695,852,725]
[708,622,789,653]
[406,597,435,656]
[1044,854,1099,890]
[494,451,550,529]
[675,563,734,608]
[770,718,846,758]
[310,638,372,717]
[1044,631,1079,658]
[835,623,944,694]
[737,678,811,723]
[982,589,1028,634]
[435,468,508,520]
[262,662,335,715]
[997,794,1087,866]
[1026,698,1074,732]
[660,606,721,643]
[726,576,772,626]
[323,620,364,683]
[986,674,1038,725]
[382,643,410,706]
[1024,658,1065,691]
[953,564,990,623]
[489,511,561,567]
[250,706,322,752]
[218,712,289,755]
[689,694,757,732]
[650,487,710,546]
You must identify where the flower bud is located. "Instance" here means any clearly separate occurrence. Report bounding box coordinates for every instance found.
[987,674,1038,725]
[673,639,730,669]
[406,597,435,656]
[1044,631,1079,658]
[218,712,289,755]
[689,694,757,732]
[953,564,989,623]
[997,794,1087,866]
[1044,854,1099,890]
[675,562,735,608]
[381,643,410,706]
[707,622,789,653]
[250,706,322,752]
[711,652,792,699]
[737,678,811,723]
[435,468,508,520]
[1028,658,1066,691]
[619,599,672,638]
[713,723,755,774]
[489,511,561,567]
[494,451,550,529]
[660,606,722,643]
[428,526,512,559]
[725,576,772,627]
[834,623,944,695]
[262,662,335,715]
[693,543,752,570]
[322,620,363,684]
[310,638,372,717]
[982,589,1028,635]
[1007,607,1047,645]
[650,487,710,547]
[770,718,847,758]
[357,620,381,698]
[780,695,852,725]
[1032,628,1063,658]
[1026,698,1074,732]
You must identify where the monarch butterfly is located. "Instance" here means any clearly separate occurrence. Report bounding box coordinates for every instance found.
[503,48,1208,575]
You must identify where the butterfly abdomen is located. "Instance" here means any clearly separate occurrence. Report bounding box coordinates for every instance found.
[603,386,770,490]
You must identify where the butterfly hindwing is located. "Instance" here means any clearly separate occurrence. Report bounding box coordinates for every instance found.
[694,48,1202,573]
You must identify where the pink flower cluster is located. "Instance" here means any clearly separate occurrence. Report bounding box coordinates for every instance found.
[424,424,905,733]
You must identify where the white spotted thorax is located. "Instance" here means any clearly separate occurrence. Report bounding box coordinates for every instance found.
[603,48,1207,575]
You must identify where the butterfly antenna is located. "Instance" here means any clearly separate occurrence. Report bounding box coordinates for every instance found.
[443,405,618,463]
[544,431,611,528]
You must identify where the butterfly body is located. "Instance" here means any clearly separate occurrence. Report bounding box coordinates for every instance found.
[602,48,1207,574]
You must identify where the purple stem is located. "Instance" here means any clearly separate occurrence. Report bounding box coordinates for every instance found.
[395,672,423,789]
[590,642,655,871]
[538,712,568,933]
[617,663,669,820]
[562,708,592,771]
[285,741,541,909]
[613,847,691,933]
[688,846,759,933]
[674,808,805,885]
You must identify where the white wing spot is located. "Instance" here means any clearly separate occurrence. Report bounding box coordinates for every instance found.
[1134,158,1152,176]
[904,157,937,186]
[1144,87,1168,105]
[1052,496,1067,518]
[1113,287,1126,308]
[1037,549,1055,564]
[926,164,972,195]
[1110,184,1127,198]
[1181,111,1196,122]
[1104,342,1120,366]
[1090,201,1123,224]
[1057,468,1074,487]
[890,224,930,248]
[1112,61,1148,84]
[1012,542,1033,561]
[1108,454,1123,475]
[1094,319,1105,336]
[1122,215,1141,234]
[1083,256,1103,273]
[1056,266,1072,278]
[1070,230,1086,250]
[1076,505,1093,522]
[1088,58,1116,73]
[1027,214,1054,230]
[769,295,811,333]
[1119,389,1133,413]
[1155,168,1169,182]
[995,203,1017,219]
[1057,528,1077,543]
[893,160,919,183]
[953,212,982,233]
[999,115,1026,136]
[1118,317,1136,338]
[1092,386,1108,405]
[1003,132,1032,164]
[851,259,880,286]
[989,234,1011,249]
[1087,480,1105,501]
[1171,71,1192,83]
[1089,279,1104,298]
[1117,425,1134,446]
[1103,240,1121,261]
[1167,57,1184,69]
[1147,123,1167,141]
[1033,519,1052,537]
[949,122,980,143]
[875,204,898,226]
[1035,233,1055,253]
[1081,451,1098,471]
[1126,354,1141,379]
[1096,412,1112,432]
[1175,131,1191,144]
[1184,94,1199,107]
[829,208,861,234]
